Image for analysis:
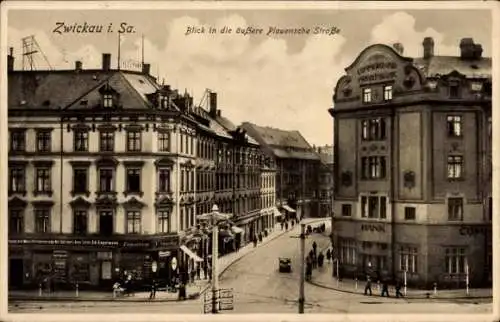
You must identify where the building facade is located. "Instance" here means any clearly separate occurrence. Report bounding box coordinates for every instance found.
[315,145,334,218]
[7,52,270,289]
[329,38,492,288]
[241,123,321,220]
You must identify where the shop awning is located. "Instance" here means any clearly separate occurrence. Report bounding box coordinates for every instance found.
[231,226,244,234]
[180,245,203,262]
[282,205,296,213]
[273,207,282,217]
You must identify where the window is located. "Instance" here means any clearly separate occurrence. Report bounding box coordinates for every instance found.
[158,132,170,152]
[361,195,386,219]
[383,85,393,101]
[341,204,352,217]
[9,168,25,193]
[158,169,170,192]
[400,246,418,273]
[445,247,466,274]
[73,210,88,235]
[160,95,169,109]
[404,207,416,220]
[361,156,386,179]
[99,132,114,152]
[127,131,141,152]
[449,83,460,98]
[340,239,356,265]
[103,94,113,108]
[9,209,24,234]
[363,88,372,103]
[10,130,25,152]
[73,169,88,194]
[380,196,387,219]
[35,209,50,233]
[368,196,379,218]
[99,211,113,236]
[99,169,114,192]
[157,210,171,233]
[447,115,462,137]
[36,130,51,152]
[74,130,89,152]
[126,169,141,193]
[36,168,51,194]
[126,211,141,234]
[448,198,464,221]
[361,118,386,141]
[447,156,463,179]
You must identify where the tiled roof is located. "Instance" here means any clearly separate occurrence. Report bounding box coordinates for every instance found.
[413,56,491,79]
[241,122,320,160]
[216,115,259,145]
[8,70,114,109]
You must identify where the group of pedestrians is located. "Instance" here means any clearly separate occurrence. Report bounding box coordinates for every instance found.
[363,276,405,298]
[280,218,298,231]
[305,241,326,281]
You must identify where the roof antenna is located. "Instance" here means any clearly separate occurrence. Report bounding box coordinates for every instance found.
[141,34,145,66]
[117,33,121,70]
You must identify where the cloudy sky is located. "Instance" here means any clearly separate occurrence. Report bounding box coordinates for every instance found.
[6,8,492,146]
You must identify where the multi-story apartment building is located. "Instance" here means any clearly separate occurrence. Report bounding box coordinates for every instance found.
[7,52,269,289]
[241,123,321,219]
[315,145,334,217]
[329,38,492,288]
[259,155,277,234]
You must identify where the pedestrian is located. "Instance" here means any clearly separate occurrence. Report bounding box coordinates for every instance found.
[196,264,201,280]
[149,279,157,300]
[281,222,284,230]
[364,276,372,296]
[203,263,208,280]
[258,232,263,242]
[326,249,331,262]
[285,222,289,230]
[291,220,295,228]
[253,234,258,247]
[190,269,196,284]
[317,252,324,268]
[395,280,404,298]
[312,241,317,254]
[381,280,390,297]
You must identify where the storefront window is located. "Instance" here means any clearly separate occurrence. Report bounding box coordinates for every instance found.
[399,246,418,273]
[340,239,356,265]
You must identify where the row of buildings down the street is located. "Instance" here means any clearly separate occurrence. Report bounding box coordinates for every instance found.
[7,51,327,290]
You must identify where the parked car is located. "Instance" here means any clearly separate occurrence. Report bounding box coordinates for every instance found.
[279,257,292,273]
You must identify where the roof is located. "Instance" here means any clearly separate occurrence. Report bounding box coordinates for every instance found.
[241,122,320,160]
[8,69,161,110]
[413,56,491,79]
[215,115,259,145]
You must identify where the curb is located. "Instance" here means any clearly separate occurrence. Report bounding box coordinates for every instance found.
[306,271,492,301]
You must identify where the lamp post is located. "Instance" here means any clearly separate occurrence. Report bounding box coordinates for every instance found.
[198,204,232,314]
[299,223,305,314]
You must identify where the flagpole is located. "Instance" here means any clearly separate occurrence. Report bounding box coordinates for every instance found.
[117,33,121,70]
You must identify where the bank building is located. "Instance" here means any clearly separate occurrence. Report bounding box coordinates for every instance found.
[329,38,492,288]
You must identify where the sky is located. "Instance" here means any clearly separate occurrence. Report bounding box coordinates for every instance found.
[6,8,492,146]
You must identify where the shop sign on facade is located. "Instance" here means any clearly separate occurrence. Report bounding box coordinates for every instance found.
[9,238,173,249]
[361,223,385,232]
[459,226,488,237]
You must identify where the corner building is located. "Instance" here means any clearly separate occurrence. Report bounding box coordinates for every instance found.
[329,38,492,288]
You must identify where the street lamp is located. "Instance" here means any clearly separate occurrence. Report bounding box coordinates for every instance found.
[198,204,232,314]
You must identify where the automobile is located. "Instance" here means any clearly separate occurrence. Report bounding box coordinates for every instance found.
[279,257,292,273]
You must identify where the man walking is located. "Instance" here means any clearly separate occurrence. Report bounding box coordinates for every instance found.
[364,276,372,296]
[381,280,390,297]
[149,279,157,300]
[395,280,404,298]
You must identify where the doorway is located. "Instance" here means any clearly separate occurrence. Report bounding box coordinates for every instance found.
[99,210,113,236]
[9,259,24,288]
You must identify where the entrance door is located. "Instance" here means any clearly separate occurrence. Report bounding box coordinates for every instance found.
[99,211,113,236]
[9,259,24,288]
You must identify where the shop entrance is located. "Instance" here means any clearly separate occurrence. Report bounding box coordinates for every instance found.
[9,259,24,288]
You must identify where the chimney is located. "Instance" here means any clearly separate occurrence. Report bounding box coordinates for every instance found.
[393,43,404,55]
[423,37,434,59]
[142,63,151,75]
[473,44,483,59]
[102,53,111,71]
[209,92,217,116]
[7,47,14,72]
[460,38,475,60]
[75,61,82,71]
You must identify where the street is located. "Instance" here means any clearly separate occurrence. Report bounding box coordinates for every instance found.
[9,222,492,314]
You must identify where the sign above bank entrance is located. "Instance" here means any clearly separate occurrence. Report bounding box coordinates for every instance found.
[360,223,385,233]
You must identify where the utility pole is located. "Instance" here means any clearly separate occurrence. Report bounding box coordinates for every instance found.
[299,223,305,314]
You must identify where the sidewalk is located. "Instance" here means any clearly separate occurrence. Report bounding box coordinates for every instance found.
[307,240,492,301]
[10,219,331,303]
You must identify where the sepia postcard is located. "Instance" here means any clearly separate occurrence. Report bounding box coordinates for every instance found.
[0,1,498,322]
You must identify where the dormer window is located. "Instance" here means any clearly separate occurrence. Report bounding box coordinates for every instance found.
[103,94,113,108]
[449,81,460,99]
[160,95,169,109]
